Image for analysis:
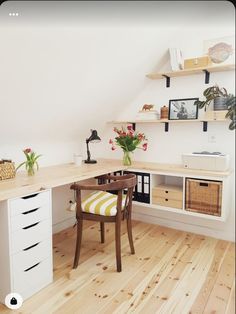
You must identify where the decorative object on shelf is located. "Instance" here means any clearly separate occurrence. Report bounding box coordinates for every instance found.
[85,130,101,164]
[184,56,212,69]
[141,104,154,111]
[203,36,235,65]
[194,85,230,111]
[109,126,148,166]
[182,152,230,171]
[0,159,15,180]
[205,110,228,121]
[16,148,42,176]
[160,105,169,119]
[194,85,235,130]
[168,48,183,71]
[136,106,159,120]
[169,98,199,120]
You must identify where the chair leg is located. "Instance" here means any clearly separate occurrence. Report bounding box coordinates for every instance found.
[115,219,122,272]
[100,222,105,243]
[73,219,83,269]
[127,215,135,254]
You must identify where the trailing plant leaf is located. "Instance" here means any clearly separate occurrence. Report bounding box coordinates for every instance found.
[229,120,236,130]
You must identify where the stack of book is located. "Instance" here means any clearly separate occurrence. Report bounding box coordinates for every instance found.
[136,110,160,120]
[169,48,184,71]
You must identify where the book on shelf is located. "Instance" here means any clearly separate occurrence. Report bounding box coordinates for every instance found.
[169,48,184,71]
[136,110,160,120]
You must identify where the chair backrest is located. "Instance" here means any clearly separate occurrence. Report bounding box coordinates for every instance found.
[102,173,137,213]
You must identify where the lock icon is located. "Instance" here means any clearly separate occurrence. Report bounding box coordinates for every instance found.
[10,297,17,305]
[5,293,22,309]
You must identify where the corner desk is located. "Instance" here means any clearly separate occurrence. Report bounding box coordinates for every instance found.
[0,159,231,304]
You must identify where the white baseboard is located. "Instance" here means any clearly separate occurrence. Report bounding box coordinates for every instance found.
[52,217,75,234]
[132,207,234,242]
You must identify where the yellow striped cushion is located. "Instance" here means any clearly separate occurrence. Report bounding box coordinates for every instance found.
[82,191,126,216]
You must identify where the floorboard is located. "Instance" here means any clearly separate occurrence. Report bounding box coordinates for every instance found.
[0,221,235,314]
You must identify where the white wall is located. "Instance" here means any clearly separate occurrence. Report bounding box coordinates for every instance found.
[0,1,235,240]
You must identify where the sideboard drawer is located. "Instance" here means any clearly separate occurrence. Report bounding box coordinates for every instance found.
[13,257,52,300]
[9,190,50,216]
[152,185,183,201]
[12,239,52,274]
[152,196,182,209]
[11,219,51,254]
[10,204,50,232]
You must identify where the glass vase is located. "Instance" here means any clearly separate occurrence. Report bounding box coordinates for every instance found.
[27,165,35,176]
[123,151,132,166]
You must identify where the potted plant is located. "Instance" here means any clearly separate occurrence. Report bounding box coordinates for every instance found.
[194,85,229,111]
[225,94,236,130]
[194,85,235,130]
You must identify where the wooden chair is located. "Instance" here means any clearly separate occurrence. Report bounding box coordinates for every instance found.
[70,173,137,272]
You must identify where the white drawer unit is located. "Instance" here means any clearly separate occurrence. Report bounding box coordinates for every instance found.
[10,204,51,232]
[0,189,53,303]
[11,219,52,254]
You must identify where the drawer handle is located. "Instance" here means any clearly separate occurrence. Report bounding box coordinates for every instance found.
[23,242,40,251]
[165,191,169,194]
[22,208,39,215]
[22,193,39,200]
[165,199,168,201]
[22,222,39,230]
[24,262,40,272]
[199,182,208,187]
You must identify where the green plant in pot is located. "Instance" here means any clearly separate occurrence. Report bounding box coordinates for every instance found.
[225,94,236,130]
[194,85,236,130]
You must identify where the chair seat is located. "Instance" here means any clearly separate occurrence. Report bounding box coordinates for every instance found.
[82,191,126,216]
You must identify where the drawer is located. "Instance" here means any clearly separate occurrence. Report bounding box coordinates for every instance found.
[9,190,50,217]
[11,219,51,254]
[12,238,52,274]
[13,257,53,300]
[152,185,183,201]
[152,196,182,209]
[10,204,50,232]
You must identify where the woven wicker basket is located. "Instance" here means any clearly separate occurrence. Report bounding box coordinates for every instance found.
[0,161,16,180]
[185,178,222,216]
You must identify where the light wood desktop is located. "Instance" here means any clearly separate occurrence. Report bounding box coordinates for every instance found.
[0,158,231,303]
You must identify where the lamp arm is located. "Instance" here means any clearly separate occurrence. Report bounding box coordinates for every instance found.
[86,140,91,161]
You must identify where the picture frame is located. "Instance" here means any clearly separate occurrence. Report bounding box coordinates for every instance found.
[168,98,199,120]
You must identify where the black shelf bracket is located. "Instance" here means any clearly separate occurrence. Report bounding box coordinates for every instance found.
[203,69,210,84]
[162,75,170,88]
[131,122,136,131]
[203,121,208,132]
[164,122,169,132]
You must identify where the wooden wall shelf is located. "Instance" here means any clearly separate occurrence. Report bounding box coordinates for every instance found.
[146,64,235,87]
[108,118,228,132]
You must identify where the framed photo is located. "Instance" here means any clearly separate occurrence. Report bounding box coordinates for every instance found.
[168,98,199,120]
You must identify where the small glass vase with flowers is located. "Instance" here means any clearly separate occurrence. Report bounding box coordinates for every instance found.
[109,125,148,166]
[16,148,42,176]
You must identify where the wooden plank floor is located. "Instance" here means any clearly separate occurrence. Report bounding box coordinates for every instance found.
[0,221,235,314]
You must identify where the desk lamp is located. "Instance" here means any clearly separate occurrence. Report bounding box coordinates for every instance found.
[85,129,101,164]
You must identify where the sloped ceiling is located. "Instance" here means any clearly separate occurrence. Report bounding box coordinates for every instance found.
[0,1,234,145]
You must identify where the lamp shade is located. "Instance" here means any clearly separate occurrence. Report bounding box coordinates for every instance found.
[87,130,101,143]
